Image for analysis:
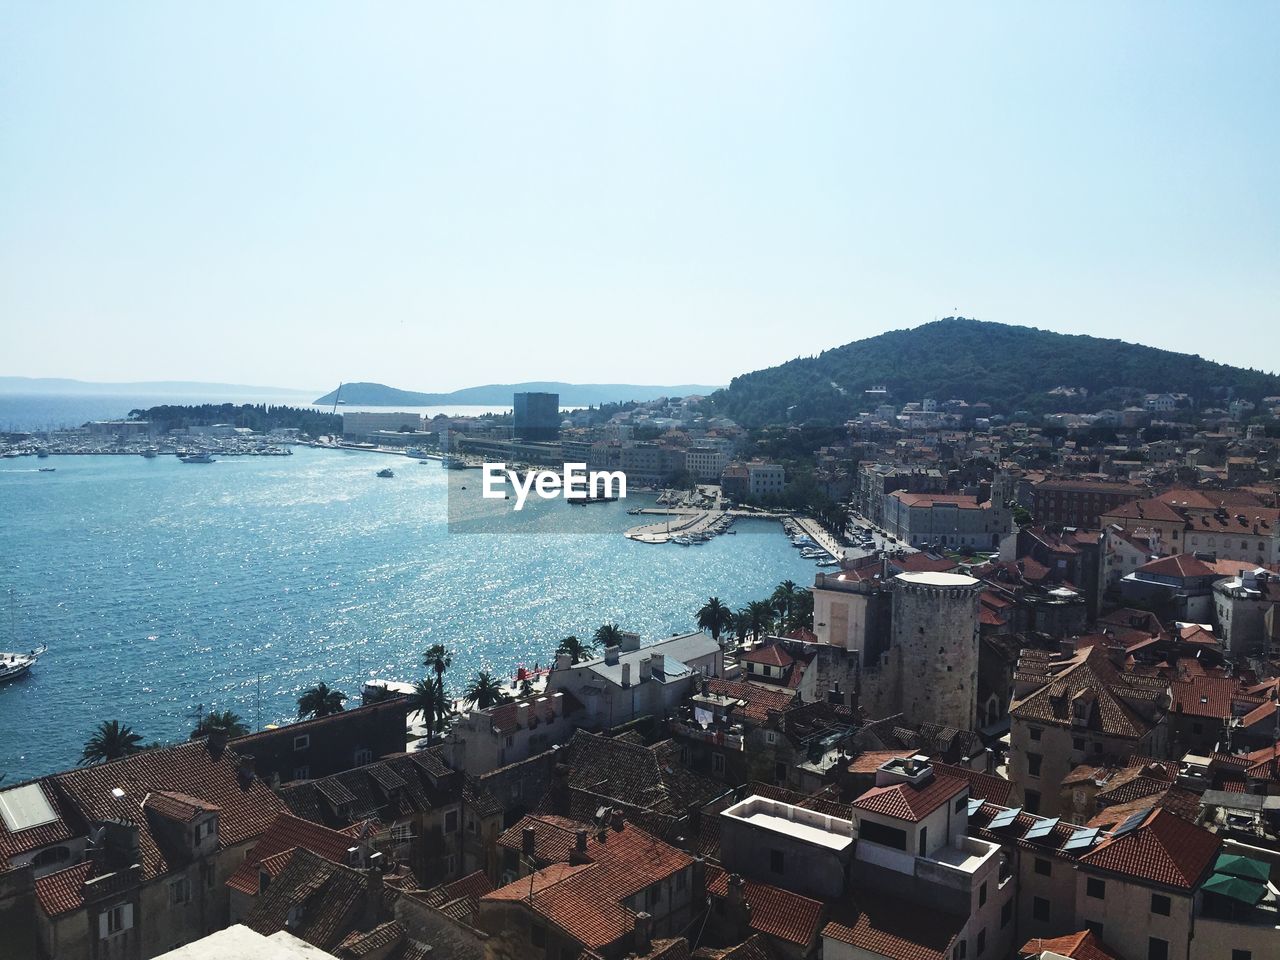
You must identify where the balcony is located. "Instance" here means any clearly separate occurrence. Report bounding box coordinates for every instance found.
[669,718,745,751]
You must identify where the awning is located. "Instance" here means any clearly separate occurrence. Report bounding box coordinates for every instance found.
[1202,872,1266,905]
[1213,853,1271,883]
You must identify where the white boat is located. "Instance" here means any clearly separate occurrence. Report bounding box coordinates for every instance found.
[179,452,215,464]
[0,645,45,684]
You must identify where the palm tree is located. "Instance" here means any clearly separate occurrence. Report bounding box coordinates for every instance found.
[465,671,509,710]
[424,643,453,696]
[770,581,801,623]
[296,682,347,719]
[789,590,815,631]
[696,597,734,642]
[746,600,775,643]
[190,709,249,740]
[409,677,440,744]
[555,635,596,665]
[593,623,624,648]
[731,610,752,643]
[80,721,144,766]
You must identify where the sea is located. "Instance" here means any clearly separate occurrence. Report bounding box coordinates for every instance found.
[0,393,819,781]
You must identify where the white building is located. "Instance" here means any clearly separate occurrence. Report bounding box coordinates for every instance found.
[685,446,728,483]
[341,411,424,441]
[748,462,786,498]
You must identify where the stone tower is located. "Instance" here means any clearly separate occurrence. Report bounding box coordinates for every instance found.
[889,571,982,731]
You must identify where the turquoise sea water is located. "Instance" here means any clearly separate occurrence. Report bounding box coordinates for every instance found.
[0,447,817,780]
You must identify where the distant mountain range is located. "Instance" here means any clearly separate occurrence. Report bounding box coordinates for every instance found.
[0,377,313,398]
[709,317,1280,426]
[313,381,723,407]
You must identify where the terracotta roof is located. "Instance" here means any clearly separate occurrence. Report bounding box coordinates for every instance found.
[51,739,285,879]
[705,866,824,947]
[244,847,373,950]
[1079,808,1220,890]
[852,774,965,824]
[706,679,798,726]
[34,860,97,917]
[891,552,961,574]
[0,779,78,871]
[337,920,404,957]
[1138,554,1222,580]
[743,645,794,668]
[483,690,584,734]
[496,813,586,865]
[227,811,372,895]
[481,821,693,951]
[1009,646,1160,741]
[930,762,1013,807]
[143,790,220,823]
[1019,929,1122,960]
[1170,676,1237,719]
[822,892,963,960]
[847,751,914,775]
[1104,498,1187,524]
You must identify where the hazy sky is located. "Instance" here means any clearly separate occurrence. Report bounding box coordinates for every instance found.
[2,3,1277,391]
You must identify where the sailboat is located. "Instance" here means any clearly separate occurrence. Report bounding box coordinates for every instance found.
[0,593,45,685]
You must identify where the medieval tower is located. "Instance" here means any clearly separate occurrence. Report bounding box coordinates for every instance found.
[889,571,982,731]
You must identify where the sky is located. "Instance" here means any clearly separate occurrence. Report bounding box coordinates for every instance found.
[1,2,1277,392]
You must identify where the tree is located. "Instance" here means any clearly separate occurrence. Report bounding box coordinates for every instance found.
[409,677,440,744]
[696,597,734,642]
[424,644,454,695]
[745,600,775,643]
[297,682,347,719]
[731,610,752,642]
[555,635,596,665]
[80,721,144,766]
[465,671,510,710]
[190,709,249,740]
[770,581,801,623]
[593,623,624,648]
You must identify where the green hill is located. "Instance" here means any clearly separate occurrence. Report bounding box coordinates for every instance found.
[709,318,1280,426]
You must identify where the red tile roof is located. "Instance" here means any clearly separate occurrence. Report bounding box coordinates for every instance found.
[1138,554,1221,580]
[0,780,77,871]
[706,678,798,726]
[143,790,219,823]
[1170,676,1237,719]
[930,762,1013,807]
[34,861,97,917]
[823,892,963,960]
[852,774,965,824]
[847,751,914,775]
[705,866,824,947]
[482,822,693,951]
[51,739,285,879]
[1019,929,1122,960]
[1079,808,1220,890]
[226,812,373,895]
[743,645,794,668]
[1010,646,1161,740]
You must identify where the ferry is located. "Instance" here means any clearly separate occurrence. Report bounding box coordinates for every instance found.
[179,452,216,464]
[140,448,158,459]
[441,456,469,470]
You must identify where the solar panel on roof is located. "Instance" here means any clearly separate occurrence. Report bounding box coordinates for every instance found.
[967,798,984,816]
[987,807,1022,830]
[1063,827,1100,851]
[1111,807,1151,838]
[0,783,58,832]
[1024,817,1060,840]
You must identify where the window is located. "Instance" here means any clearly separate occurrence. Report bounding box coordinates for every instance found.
[1086,921,1104,938]
[444,809,459,834]
[1087,877,1106,899]
[293,766,310,781]
[1027,753,1042,777]
[1151,893,1171,916]
[859,819,908,850]
[1148,937,1169,960]
[1025,790,1040,814]
[353,748,373,766]
[979,881,987,907]
[170,876,191,906]
[977,928,986,956]
[467,817,477,834]
[958,939,967,959]
[1034,857,1052,877]
[919,826,928,856]
[31,845,71,869]
[445,854,457,876]
[1032,897,1050,922]
[103,904,133,937]
[1000,900,1012,929]
[955,797,966,813]
[774,761,787,783]
[712,753,725,774]
[1030,727,1042,741]
[293,734,310,751]
[765,731,776,744]
[391,822,413,844]
[769,849,784,875]
[1231,951,1252,960]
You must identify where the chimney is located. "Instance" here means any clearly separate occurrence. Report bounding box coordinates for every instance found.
[362,856,384,930]
[651,653,665,676]
[725,873,753,940]
[551,691,564,717]
[622,663,632,688]
[610,809,625,832]
[570,828,590,865]
[205,725,229,757]
[516,703,530,729]
[827,681,843,706]
[620,632,642,652]
[700,677,710,696]
[634,912,653,955]
[522,826,536,860]
[605,646,620,666]
[639,656,653,682]
[555,652,571,671]
[236,754,257,788]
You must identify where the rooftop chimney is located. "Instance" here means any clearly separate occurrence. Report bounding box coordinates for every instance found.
[522,826,536,860]
[605,646,620,666]
[634,912,653,955]
[362,856,384,930]
[639,656,653,681]
[555,652,571,671]
[621,663,632,688]
[651,653,665,676]
[205,725,229,758]
[610,809,625,832]
[570,828,590,865]
[236,755,257,788]
[620,632,642,652]
[516,703,531,728]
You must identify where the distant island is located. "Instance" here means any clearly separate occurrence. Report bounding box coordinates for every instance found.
[710,317,1280,426]
[314,380,724,408]
[128,403,341,436]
